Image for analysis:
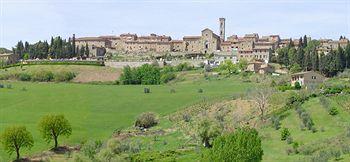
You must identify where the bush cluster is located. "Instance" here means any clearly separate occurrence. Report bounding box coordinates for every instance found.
[120,64,177,85]
[0,71,76,82]
[175,62,193,71]
[0,61,104,70]
[134,112,159,129]
[131,150,180,162]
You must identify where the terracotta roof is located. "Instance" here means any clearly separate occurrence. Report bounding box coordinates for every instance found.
[183,36,201,40]
[98,35,120,39]
[171,40,183,43]
[291,71,324,76]
[221,41,231,45]
[76,37,106,41]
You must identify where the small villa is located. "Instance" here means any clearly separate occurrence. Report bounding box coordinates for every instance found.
[291,71,326,88]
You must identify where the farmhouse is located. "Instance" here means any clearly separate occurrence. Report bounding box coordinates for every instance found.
[291,71,326,88]
[246,61,274,74]
[0,53,18,64]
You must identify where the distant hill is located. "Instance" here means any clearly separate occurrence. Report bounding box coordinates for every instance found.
[0,47,12,54]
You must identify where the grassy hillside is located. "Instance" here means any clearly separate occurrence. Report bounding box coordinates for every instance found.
[0,76,252,161]
[0,65,121,83]
[262,95,350,161]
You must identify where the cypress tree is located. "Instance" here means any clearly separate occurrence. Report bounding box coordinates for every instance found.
[85,43,89,58]
[345,43,350,68]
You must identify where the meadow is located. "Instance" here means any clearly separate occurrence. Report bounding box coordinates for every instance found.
[0,75,252,161]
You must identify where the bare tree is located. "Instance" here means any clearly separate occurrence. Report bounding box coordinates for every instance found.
[246,88,274,121]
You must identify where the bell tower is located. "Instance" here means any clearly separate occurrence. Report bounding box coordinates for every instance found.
[219,18,225,41]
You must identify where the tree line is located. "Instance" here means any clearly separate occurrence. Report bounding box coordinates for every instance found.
[12,36,90,60]
[272,35,350,77]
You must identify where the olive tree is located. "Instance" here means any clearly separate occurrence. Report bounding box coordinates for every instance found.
[207,127,263,162]
[38,114,72,149]
[197,119,221,148]
[247,88,274,121]
[1,126,34,160]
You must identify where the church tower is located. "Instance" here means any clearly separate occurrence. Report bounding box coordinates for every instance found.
[219,18,225,41]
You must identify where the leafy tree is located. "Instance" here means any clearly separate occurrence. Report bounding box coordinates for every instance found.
[218,60,239,75]
[1,126,34,160]
[290,64,302,74]
[197,119,221,148]
[208,127,263,162]
[238,59,248,71]
[23,53,30,60]
[38,114,72,149]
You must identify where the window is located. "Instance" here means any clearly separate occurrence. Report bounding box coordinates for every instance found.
[312,76,317,79]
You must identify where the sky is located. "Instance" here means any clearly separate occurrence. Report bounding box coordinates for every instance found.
[0,0,349,49]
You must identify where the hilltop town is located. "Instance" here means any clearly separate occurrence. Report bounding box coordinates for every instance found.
[73,18,349,64]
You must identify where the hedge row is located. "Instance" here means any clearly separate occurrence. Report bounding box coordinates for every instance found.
[0,60,104,69]
[0,71,76,82]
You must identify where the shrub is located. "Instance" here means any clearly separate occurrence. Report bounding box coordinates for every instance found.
[160,72,176,83]
[135,112,159,128]
[31,71,54,82]
[182,113,191,122]
[19,73,31,81]
[6,84,12,89]
[170,89,176,93]
[198,88,203,93]
[294,81,302,90]
[54,71,76,82]
[286,148,294,155]
[329,107,339,116]
[131,150,180,162]
[144,88,150,93]
[271,115,281,130]
[277,84,294,92]
[0,84,4,88]
[286,136,293,144]
[281,128,291,141]
[81,140,103,160]
[207,127,263,162]
[175,62,193,71]
[292,142,299,154]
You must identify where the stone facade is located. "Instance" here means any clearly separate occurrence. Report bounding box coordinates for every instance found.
[74,18,349,64]
[291,71,326,88]
[0,53,18,64]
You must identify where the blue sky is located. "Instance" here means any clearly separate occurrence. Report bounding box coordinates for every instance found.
[0,0,349,49]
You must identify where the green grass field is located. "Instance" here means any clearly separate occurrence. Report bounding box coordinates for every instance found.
[0,76,252,161]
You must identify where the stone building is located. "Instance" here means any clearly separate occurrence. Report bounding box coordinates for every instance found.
[0,53,18,64]
[74,18,347,63]
[291,71,326,88]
